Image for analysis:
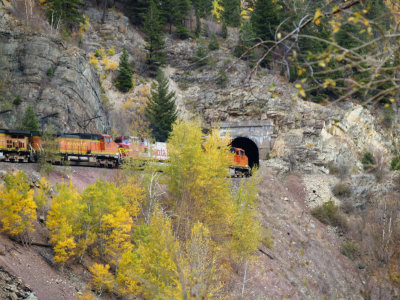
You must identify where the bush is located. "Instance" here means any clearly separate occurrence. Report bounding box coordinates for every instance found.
[47,67,54,79]
[311,200,347,231]
[13,96,22,106]
[332,183,352,198]
[216,69,228,87]
[340,240,360,261]
[361,152,375,170]
[391,156,400,170]
[193,44,209,67]
[208,33,219,50]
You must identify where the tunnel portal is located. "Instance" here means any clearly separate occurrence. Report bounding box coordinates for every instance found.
[231,137,259,169]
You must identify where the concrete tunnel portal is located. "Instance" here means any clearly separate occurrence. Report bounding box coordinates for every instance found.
[231,137,259,169]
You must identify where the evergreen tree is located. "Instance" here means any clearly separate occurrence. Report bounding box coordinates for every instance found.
[145,70,177,142]
[126,0,150,26]
[116,47,133,93]
[20,104,39,131]
[250,0,281,41]
[43,0,84,29]
[143,1,166,77]
[173,0,191,39]
[208,33,219,50]
[192,0,213,18]
[221,22,228,39]
[219,0,241,27]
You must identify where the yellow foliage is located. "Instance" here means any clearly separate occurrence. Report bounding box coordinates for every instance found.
[119,176,145,219]
[101,209,133,265]
[107,46,115,56]
[46,182,82,266]
[117,207,181,299]
[0,171,37,238]
[230,171,262,262]
[0,187,36,236]
[166,121,235,241]
[79,15,90,34]
[101,56,118,71]
[79,180,131,259]
[313,8,323,26]
[183,222,221,299]
[77,291,94,300]
[34,177,51,213]
[89,53,99,69]
[211,0,222,20]
[89,263,115,294]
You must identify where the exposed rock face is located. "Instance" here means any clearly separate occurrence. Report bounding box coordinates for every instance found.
[0,4,110,133]
[0,267,37,300]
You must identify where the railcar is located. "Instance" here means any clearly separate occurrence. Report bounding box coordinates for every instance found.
[55,133,120,167]
[115,136,168,161]
[0,129,34,162]
[230,147,251,177]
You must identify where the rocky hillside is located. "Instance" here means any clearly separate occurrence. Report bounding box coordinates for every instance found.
[0,0,399,299]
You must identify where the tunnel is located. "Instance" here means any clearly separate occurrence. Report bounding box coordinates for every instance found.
[231,137,259,169]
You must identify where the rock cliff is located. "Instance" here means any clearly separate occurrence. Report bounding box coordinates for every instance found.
[0,2,110,133]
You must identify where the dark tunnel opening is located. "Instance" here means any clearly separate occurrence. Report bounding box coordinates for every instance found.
[231,137,259,169]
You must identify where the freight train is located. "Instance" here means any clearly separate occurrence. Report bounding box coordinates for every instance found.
[0,129,251,176]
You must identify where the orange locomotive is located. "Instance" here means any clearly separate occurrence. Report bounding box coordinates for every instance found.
[0,129,121,167]
[230,147,251,177]
[0,129,34,162]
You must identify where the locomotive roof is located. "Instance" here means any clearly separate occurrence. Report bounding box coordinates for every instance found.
[59,133,101,140]
[0,128,33,136]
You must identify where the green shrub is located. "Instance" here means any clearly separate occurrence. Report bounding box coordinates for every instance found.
[340,240,360,260]
[12,96,22,106]
[311,200,347,231]
[391,156,400,170]
[47,67,54,79]
[361,152,375,170]
[216,69,228,87]
[332,183,352,198]
[193,44,209,67]
[208,33,219,50]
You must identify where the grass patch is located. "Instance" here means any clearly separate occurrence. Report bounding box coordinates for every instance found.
[332,183,352,198]
[340,240,360,260]
[311,200,347,232]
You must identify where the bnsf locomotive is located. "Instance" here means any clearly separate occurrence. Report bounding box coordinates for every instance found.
[0,129,251,176]
[0,129,120,167]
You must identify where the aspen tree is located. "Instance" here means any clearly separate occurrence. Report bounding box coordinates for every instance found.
[47,182,82,265]
[0,172,36,241]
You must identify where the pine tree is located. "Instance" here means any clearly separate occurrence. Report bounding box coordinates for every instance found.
[20,104,39,131]
[219,0,241,27]
[115,47,133,93]
[192,0,213,18]
[172,0,191,39]
[250,0,281,41]
[145,70,177,142]
[43,0,84,29]
[126,0,150,26]
[208,33,219,50]
[143,1,166,77]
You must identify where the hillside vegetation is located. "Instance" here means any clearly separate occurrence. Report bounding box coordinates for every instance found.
[0,0,399,299]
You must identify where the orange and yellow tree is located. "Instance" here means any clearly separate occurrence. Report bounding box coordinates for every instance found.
[0,171,37,244]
